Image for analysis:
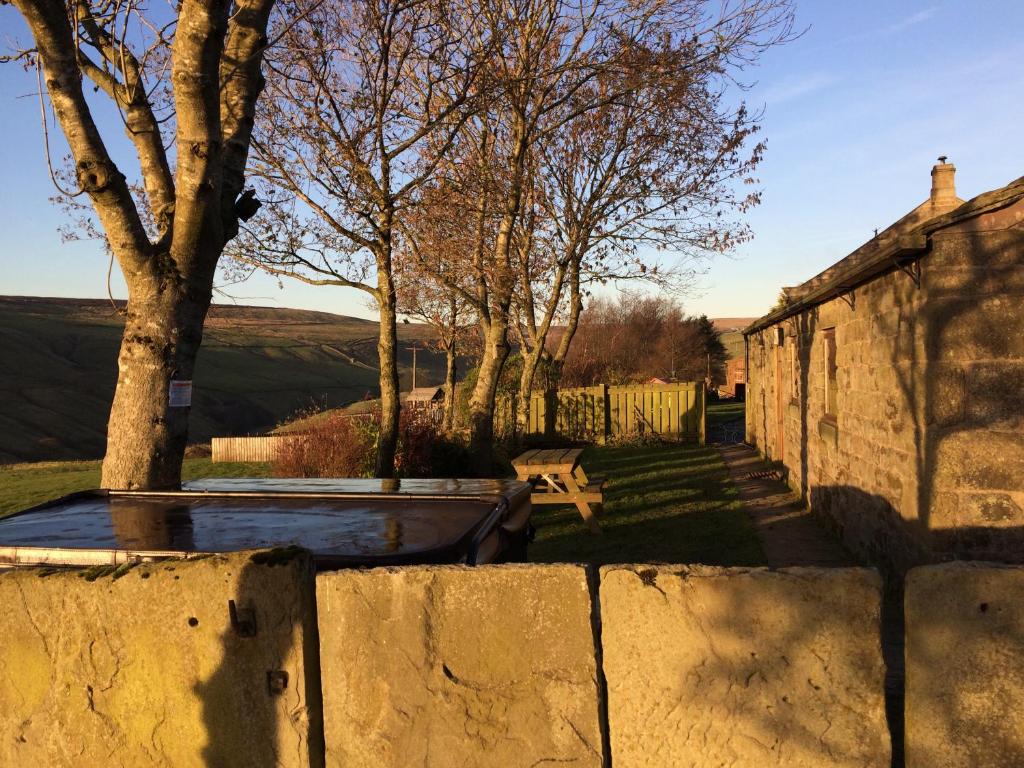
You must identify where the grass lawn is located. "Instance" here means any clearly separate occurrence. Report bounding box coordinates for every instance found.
[0,459,269,518]
[528,442,765,566]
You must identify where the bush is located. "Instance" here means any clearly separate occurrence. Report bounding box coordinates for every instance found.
[272,413,375,478]
[396,409,472,478]
[272,407,472,479]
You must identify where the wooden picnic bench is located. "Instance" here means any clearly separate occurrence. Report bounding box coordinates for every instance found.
[511,448,606,534]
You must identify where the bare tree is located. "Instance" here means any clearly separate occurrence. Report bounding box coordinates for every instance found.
[439,0,794,454]
[514,20,780,420]
[4,0,276,488]
[228,0,489,477]
[397,279,473,433]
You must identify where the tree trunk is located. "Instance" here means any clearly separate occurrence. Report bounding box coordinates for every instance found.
[515,347,543,436]
[468,315,511,473]
[442,342,457,434]
[101,273,214,489]
[375,268,401,478]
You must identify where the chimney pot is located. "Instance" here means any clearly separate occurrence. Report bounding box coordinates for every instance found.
[931,158,957,207]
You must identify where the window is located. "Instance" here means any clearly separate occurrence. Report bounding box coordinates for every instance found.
[789,337,800,403]
[823,328,838,418]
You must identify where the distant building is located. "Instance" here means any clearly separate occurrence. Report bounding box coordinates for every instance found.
[721,359,746,400]
[744,161,1024,572]
[405,387,444,406]
[647,377,670,385]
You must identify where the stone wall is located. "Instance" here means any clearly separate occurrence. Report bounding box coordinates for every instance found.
[905,562,1024,768]
[4,557,1024,767]
[0,550,323,767]
[315,564,604,768]
[600,565,889,768]
[746,196,1024,571]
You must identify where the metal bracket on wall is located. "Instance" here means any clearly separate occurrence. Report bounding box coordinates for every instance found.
[893,257,922,288]
[837,290,855,310]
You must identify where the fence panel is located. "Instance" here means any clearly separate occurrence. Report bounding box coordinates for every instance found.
[606,382,703,441]
[496,382,703,443]
[211,435,290,463]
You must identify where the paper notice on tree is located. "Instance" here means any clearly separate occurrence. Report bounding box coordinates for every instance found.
[169,380,193,407]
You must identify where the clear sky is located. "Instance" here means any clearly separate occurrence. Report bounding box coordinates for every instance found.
[2,1,1023,320]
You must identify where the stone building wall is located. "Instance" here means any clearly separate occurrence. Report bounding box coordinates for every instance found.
[746,194,1024,571]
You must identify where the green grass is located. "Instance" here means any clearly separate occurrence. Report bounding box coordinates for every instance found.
[528,442,765,566]
[707,400,745,423]
[0,459,269,517]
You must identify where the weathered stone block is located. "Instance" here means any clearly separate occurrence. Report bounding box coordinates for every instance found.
[0,550,322,768]
[965,362,1024,429]
[317,564,602,768]
[925,296,1024,361]
[934,430,1024,491]
[600,565,889,768]
[906,563,1024,767]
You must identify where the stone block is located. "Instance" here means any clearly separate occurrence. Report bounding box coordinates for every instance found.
[964,362,1024,429]
[600,565,889,768]
[934,429,1024,491]
[317,564,602,768]
[906,563,1024,767]
[0,550,323,768]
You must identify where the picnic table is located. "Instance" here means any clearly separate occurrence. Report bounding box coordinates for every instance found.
[511,448,606,534]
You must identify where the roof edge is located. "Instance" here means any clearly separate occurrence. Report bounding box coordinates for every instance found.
[744,175,1024,337]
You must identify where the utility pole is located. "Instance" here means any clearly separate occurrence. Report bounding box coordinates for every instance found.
[406,346,418,390]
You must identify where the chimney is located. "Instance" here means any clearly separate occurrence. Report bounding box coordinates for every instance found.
[931,156,957,207]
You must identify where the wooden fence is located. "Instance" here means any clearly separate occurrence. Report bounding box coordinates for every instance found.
[211,435,291,463]
[212,382,704,462]
[496,381,705,443]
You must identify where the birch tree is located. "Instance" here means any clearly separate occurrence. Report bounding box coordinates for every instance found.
[229,0,489,477]
[3,0,276,489]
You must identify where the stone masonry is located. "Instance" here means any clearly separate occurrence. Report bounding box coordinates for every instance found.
[600,565,890,768]
[316,564,604,768]
[0,551,323,768]
[745,166,1024,572]
[905,562,1024,768]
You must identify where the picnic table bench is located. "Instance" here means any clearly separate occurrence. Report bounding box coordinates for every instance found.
[511,448,606,534]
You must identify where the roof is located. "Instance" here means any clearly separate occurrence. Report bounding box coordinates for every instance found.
[745,174,1024,336]
[405,386,444,403]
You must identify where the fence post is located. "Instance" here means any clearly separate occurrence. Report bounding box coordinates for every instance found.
[699,383,707,446]
[598,384,609,444]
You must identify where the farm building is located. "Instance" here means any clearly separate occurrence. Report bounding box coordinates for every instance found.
[744,161,1024,573]
[404,386,444,406]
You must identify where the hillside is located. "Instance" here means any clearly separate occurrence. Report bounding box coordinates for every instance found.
[0,296,446,463]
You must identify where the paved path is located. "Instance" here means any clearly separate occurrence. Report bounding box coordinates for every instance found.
[718,443,906,766]
[718,444,853,567]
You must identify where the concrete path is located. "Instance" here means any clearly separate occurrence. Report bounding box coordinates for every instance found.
[718,444,853,567]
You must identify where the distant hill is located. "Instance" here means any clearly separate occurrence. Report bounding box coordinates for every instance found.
[710,317,756,333]
[0,296,447,464]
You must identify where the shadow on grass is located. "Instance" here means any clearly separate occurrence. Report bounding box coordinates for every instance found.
[528,443,765,566]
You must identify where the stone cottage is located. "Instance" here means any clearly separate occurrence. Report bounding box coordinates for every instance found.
[744,161,1024,572]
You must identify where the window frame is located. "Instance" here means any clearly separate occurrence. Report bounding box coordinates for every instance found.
[822,327,838,420]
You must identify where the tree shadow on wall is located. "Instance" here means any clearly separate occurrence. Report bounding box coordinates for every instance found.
[195,550,325,768]
[607,565,893,768]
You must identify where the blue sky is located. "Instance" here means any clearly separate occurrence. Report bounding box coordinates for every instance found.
[2,1,1023,320]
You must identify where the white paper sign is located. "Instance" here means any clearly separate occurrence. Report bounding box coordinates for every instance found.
[169,380,193,407]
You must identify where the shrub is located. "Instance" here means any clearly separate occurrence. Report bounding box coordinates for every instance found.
[396,409,472,478]
[272,407,473,479]
[272,413,374,478]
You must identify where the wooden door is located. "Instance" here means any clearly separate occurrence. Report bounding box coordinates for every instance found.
[774,344,785,459]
